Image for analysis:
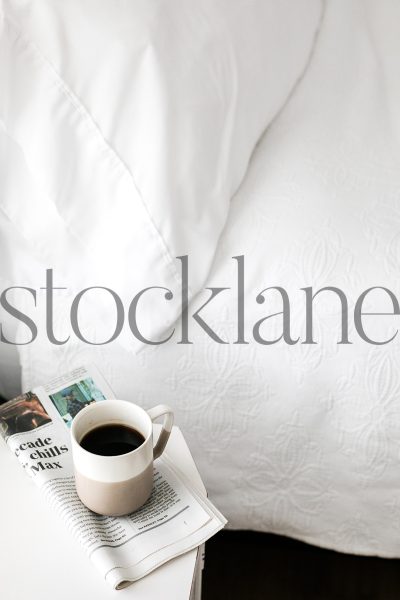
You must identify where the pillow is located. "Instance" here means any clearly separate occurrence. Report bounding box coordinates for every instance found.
[0,0,322,349]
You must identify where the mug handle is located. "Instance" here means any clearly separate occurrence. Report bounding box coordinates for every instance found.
[147,404,174,460]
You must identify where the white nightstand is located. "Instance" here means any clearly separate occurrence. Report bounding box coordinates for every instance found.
[0,426,205,600]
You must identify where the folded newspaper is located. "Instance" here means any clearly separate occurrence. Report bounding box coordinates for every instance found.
[0,365,226,590]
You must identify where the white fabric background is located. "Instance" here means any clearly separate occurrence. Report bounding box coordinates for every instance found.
[3,0,400,557]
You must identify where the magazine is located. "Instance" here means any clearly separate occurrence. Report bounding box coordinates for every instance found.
[0,365,226,590]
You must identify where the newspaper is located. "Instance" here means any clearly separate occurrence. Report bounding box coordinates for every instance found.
[0,365,226,590]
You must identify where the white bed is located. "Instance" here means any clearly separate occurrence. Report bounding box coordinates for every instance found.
[2,0,400,557]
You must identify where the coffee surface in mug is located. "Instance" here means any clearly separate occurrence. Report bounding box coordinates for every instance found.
[80,424,145,456]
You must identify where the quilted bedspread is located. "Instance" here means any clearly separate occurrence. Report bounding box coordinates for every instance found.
[3,0,400,556]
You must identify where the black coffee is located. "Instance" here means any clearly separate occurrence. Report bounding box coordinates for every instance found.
[80,424,145,456]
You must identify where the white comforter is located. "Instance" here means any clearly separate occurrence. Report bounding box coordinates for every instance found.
[3,0,400,557]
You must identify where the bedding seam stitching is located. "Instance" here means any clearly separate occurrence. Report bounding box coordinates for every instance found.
[3,13,187,295]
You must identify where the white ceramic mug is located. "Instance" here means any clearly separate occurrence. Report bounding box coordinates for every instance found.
[71,400,174,516]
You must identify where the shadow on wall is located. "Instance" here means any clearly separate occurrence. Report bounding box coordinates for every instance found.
[0,343,22,401]
[0,208,22,401]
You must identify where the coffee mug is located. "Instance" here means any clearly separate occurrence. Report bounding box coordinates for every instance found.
[71,400,174,516]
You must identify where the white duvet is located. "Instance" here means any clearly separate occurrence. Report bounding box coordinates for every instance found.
[3,0,400,557]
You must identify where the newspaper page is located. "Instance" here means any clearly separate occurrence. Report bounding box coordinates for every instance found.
[0,365,226,589]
